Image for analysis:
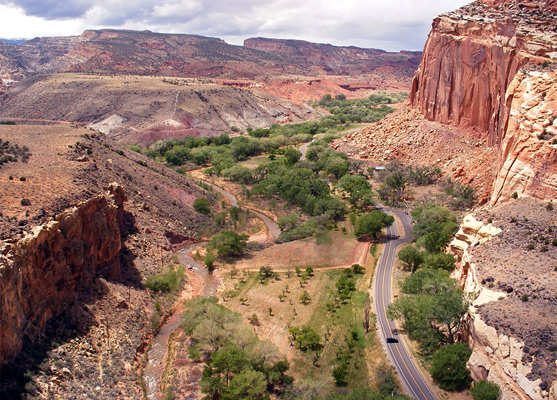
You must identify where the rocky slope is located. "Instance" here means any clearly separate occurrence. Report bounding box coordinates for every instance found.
[0,73,322,145]
[0,184,124,363]
[450,199,556,400]
[0,123,216,398]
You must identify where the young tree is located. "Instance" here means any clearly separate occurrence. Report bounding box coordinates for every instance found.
[205,251,216,272]
[300,290,311,304]
[351,263,364,274]
[354,210,395,239]
[430,343,472,390]
[398,246,424,273]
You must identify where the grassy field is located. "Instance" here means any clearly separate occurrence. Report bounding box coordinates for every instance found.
[217,245,380,394]
[238,154,284,169]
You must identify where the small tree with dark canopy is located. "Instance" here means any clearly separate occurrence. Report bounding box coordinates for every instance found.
[430,343,472,390]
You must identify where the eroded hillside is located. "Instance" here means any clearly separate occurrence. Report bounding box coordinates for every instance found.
[0,74,322,145]
[0,123,216,398]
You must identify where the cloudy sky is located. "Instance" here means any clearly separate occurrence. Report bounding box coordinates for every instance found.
[0,0,469,51]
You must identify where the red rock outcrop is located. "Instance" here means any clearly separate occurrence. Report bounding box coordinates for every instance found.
[410,0,556,146]
[491,69,557,203]
[0,184,125,364]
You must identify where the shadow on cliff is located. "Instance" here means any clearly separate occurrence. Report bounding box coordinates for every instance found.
[0,211,143,399]
[0,279,112,398]
[118,209,141,287]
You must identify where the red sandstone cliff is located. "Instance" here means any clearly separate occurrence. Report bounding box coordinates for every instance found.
[410,0,557,203]
[0,184,125,364]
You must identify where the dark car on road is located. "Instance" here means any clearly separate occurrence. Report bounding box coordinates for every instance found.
[386,337,399,343]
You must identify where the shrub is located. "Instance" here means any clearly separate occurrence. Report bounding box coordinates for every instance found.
[471,380,501,400]
[193,198,210,214]
[430,343,472,390]
[145,265,185,293]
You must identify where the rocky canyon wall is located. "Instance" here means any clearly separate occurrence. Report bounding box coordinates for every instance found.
[450,215,554,400]
[491,69,557,204]
[0,184,125,364]
[410,0,557,203]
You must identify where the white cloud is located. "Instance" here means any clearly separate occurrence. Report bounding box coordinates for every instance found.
[0,0,470,50]
[152,0,203,19]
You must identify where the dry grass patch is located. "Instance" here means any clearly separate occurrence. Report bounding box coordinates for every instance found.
[232,231,368,271]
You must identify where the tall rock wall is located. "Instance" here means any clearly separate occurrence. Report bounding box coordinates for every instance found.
[410,14,526,146]
[410,0,557,203]
[0,184,125,364]
[491,69,557,204]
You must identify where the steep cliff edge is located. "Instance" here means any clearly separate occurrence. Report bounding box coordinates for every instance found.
[410,0,556,146]
[450,199,556,399]
[410,0,557,204]
[491,69,557,204]
[0,184,125,364]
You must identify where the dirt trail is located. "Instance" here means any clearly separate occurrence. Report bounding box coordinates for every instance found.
[193,177,281,242]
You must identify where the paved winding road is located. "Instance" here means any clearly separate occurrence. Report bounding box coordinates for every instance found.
[373,208,437,400]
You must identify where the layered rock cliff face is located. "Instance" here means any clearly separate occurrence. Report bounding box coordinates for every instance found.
[0,184,125,364]
[450,199,557,399]
[491,69,557,204]
[411,0,556,145]
[410,0,557,204]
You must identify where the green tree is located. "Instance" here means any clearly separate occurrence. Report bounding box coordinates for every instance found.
[229,206,241,222]
[278,212,300,232]
[210,345,246,385]
[205,251,216,272]
[289,326,321,351]
[389,269,468,349]
[354,210,395,239]
[430,343,472,390]
[471,380,501,400]
[338,174,374,209]
[209,231,249,259]
[423,231,451,253]
[284,148,302,166]
[222,165,253,184]
[332,364,348,386]
[398,246,424,273]
[411,203,458,240]
[222,368,267,400]
[194,198,211,214]
[424,253,456,271]
[300,290,311,304]
[383,172,408,204]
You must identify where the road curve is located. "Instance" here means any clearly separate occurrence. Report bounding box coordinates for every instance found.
[373,208,437,400]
